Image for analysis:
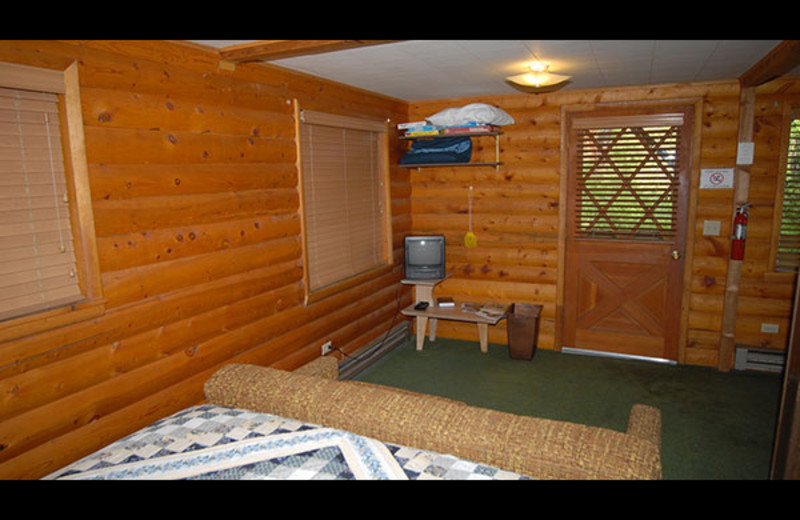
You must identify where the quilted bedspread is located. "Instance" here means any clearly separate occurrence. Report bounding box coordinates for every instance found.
[45,405,531,480]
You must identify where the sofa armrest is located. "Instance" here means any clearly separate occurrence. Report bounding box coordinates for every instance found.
[626,404,662,448]
[292,356,338,380]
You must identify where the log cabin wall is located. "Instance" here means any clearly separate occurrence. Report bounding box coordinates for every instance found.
[0,39,797,480]
[407,78,800,366]
[0,40,409,479]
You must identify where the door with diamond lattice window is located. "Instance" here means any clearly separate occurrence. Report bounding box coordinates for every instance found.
[562,106,694,361]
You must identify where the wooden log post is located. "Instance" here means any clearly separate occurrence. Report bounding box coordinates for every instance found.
[718,86,755,372]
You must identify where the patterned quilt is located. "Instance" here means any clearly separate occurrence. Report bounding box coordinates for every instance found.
[45,405,531,480]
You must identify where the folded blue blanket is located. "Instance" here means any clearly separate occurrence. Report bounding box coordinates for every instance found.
[400,136,472,165]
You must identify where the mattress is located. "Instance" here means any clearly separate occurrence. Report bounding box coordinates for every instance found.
[44,404,531,480]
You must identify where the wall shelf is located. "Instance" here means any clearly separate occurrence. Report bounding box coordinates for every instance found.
[399,130,503,171]
[400,161,502,169]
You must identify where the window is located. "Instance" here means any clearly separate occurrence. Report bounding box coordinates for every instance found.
[0,86,81,319]
[571,112,689,241]
[296,106,392,303]
[0,61,103,341]
[775,111,800,272]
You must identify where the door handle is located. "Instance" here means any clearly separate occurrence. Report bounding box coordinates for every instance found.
[671,250,682,260]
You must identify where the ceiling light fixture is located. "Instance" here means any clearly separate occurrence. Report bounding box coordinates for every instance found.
[506,44,572,93]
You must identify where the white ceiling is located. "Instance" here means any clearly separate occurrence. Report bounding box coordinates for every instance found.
[190,40,796,101]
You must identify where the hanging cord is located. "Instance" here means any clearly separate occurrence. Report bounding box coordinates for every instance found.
[332,282,405,363]
[469,185,473,234]
[43,111,67,255]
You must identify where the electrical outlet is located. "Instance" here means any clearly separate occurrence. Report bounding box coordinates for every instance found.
[321,341,333,356]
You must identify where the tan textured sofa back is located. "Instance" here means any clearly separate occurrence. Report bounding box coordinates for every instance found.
[204,360,661,479]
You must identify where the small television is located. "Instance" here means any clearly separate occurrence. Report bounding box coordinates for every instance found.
[404,235,446,280]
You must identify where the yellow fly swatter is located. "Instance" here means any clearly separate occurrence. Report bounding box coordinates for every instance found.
[464,185,477,248]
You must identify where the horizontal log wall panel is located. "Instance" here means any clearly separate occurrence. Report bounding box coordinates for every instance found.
[0,40,409,479]
[97,213,301,272]
[0,275,302,422]
[84,126,296,165]
[89,162,297,200]
[410,78,800,365]
[0,260,303,375]
[0,273,405,465]
[80,86,296,138]
[0,367,213,479]
[93,189,299,237]
[101,237,302,307]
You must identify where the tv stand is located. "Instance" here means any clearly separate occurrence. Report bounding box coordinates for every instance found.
[401,276,449,350]
[401,275,449,305]
[401,275,506,353]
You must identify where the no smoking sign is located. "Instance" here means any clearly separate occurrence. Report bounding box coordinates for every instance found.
[700,168,734,189]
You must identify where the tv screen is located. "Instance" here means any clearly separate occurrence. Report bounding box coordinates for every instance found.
[404,235,445,280]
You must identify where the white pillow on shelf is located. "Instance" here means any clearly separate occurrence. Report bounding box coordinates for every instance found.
[426,103,515,127]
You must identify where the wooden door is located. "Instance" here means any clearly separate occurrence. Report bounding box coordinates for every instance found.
[771,279,800,479]
[562,107,694,361]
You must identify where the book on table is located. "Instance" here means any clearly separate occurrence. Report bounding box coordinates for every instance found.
[458,302,508,319]
[475,302,508,319]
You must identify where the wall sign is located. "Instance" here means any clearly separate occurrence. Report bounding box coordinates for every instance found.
[700,168,734,189]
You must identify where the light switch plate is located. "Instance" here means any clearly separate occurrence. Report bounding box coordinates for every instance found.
[703,220,721,236]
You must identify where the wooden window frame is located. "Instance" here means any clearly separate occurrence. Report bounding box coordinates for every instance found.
[0,61,104,342]
[771,105,800,273]
[293,101,393,305]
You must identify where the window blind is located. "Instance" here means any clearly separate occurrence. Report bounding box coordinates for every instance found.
[0,86,81,321]
[571,113,686,240]
[777,114,800,271]
[299,110,387,292]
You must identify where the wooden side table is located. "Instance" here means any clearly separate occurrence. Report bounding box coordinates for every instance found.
[401,301,506,353]
[401,275,506,353]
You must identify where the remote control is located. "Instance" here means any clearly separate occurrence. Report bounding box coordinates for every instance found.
[414,301,429,310]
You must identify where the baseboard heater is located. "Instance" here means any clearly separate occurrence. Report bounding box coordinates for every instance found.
[338,321,411,380]
[734,346,785,373]
[561,346,677,365]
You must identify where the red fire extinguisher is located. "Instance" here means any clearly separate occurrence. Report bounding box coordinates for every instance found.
[731,203,751,260]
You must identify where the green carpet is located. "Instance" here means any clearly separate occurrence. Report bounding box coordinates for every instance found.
[353,337,783,480]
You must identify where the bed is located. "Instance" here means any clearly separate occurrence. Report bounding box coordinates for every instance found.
[44,404,530,480]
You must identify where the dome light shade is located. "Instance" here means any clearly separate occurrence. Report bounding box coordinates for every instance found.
[506,63,571,92]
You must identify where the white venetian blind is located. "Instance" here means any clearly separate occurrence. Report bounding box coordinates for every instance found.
[299,110,387,292]
[0,86,81,320]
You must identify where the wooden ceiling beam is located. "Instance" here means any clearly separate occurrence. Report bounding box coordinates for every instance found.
[218,40,402,63]
[739,40,800,87]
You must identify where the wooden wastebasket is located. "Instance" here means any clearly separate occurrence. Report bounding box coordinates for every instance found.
[507,303,542,360]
